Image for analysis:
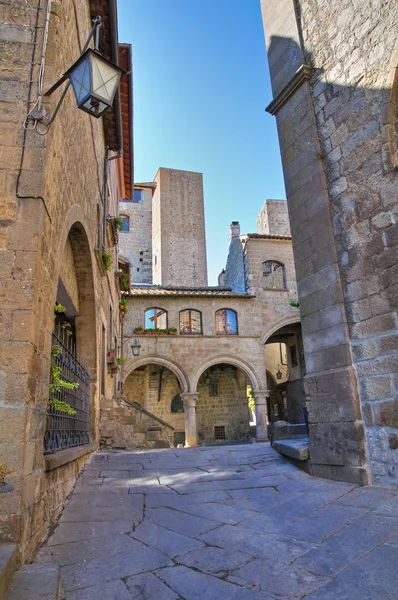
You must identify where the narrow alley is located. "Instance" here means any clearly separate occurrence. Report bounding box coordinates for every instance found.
[7,443,398,599]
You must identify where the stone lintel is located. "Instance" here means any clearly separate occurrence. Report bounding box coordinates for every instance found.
[44,443,96,472]
[266,64,313,116]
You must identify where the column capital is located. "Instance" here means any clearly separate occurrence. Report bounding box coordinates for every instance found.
[253,390,270,405]
[181,392,199,409]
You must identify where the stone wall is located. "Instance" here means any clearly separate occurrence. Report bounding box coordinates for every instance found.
[118,186,153,284]
[261,0,398,485]
[0,0,122,561]
[152,168,208,287]
[257,200,291,236]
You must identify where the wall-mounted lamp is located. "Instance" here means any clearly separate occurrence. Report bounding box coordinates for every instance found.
[31,16,124,132]
[276,364,288,381]
[131,339,141,357]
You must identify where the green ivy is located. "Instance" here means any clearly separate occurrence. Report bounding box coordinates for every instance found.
[101,250,113,272]
[49,345,78,416]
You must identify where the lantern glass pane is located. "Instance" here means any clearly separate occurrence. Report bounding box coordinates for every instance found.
[91,54,121,104]
[82,97,108,117]
[69,56,91,104]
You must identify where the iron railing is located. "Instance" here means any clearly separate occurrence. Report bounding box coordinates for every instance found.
[44,319,90,453]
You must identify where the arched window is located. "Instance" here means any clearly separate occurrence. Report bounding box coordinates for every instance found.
[215,309,238,335]
[119,215,130,232]
[171,394,184,413]
[263,261,286,289]
[145,307,168,330]
[179,309,202,334]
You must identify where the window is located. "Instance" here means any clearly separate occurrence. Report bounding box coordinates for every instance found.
[119,215,129,232]
[133,189,143,203]
[214,426,226,440]
[145,307,168,329]
[179,309,202,334]
[263,261,286,289]
[171,394,184,413]
[215,309,238,335]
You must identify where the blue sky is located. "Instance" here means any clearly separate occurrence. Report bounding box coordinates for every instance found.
[117,0,286,285]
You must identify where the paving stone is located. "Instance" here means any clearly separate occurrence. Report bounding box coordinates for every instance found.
[333,486,397,508]
[175,546,254,575]
[36,534,145,567]
[145,507,218,537]
[158,471,244,485]
[5,564,59,600]
[169,474,288,494]
[64,579,133,600]
[228,557,331,599]
[60,493,144,523]
[157,565,274,600]
[125,572,178,599]
[295,512,398,576]
[128,485,177,495]
[48,521,135,546]
[145,490,230,508]
[281,503,369,543]
[60,547,173,591]
[373,495,398,517]
[305,545,398,600]
[198,524,315,561]
[174,501,258,525]
[227,486,283,505]
[130,521,204,558]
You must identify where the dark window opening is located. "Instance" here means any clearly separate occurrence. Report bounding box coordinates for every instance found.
[209,382,218,396]
[171,394,184,413]
[290,345,298,367]
[214,426,226,440]
[179,309,202,334]
[215,309,238,335]
[174,431,186,447]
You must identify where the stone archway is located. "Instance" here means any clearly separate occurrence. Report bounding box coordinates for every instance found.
[123,356,189,393]
[190,355,267,446]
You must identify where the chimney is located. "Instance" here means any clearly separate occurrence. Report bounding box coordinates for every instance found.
[218,269,226,286]
[229,221,240,240]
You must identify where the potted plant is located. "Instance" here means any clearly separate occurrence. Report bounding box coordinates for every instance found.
[144,328,154,335]
[101,250,113,272]
[108,348,116,358]
[116,357,125,366]
[119,297,128,317]
[0,458,14,494]
[135,326,144,334]
[169,327,177,335]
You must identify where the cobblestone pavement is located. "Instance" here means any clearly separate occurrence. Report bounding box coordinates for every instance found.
[35,443,398,599]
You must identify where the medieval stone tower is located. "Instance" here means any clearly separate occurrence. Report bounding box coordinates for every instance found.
[119,168,208,287]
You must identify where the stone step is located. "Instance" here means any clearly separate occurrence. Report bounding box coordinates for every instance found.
[0,544,17,600]
[4,564,60,600]
[272,437,309,461]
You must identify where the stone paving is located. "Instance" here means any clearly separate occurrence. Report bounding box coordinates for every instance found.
[33,443,398,599]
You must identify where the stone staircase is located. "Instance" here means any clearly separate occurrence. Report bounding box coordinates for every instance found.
[99,396,174,450]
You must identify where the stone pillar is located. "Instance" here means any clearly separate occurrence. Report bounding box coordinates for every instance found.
[143,367,150,411]
[254,391,269,441]
[181,393,198,447]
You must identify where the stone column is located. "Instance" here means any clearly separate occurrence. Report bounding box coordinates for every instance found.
[143,367,150,411]
[181,393,199,447]
[254,390,269,441]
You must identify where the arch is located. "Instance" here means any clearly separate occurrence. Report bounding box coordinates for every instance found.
[261,314,301,345]
[123,356,189,393]
[191,354,262,392]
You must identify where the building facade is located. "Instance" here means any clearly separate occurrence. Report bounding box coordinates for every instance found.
[0,0,132,564]
[261,0,398,486]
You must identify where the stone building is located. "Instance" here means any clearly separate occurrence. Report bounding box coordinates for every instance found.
[117,170,302,448]
[260,0,398,486]
[0,0,133,570]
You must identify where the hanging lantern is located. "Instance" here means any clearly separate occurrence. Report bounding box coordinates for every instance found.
[68,49,123,118]
[131,339,141,357]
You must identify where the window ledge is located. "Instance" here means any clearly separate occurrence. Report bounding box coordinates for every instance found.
[262,287,289,292]
[44,443,96,472]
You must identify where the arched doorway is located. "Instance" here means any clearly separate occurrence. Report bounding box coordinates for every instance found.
[263,319,305,424]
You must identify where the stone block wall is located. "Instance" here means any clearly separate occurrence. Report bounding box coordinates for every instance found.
[118,186,153,284]
[261,0,398,485]
[152,168,208,287]
[257,200,291,236]
[0,0,122,561]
